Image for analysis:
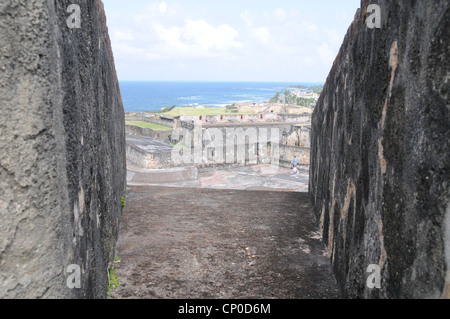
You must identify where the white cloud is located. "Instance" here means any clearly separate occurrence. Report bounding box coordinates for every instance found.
[183,19,242,51]
[104,1,356,81]
[116,2,244,63]
[252,27,271,45]
[153,24,186,50]
[114,30,134,41]
[158,2,167,14]
[240,10,271,45]
[239,7,343,64]
[273,8,287,21]
[134,2,183,23]
[240,10,254,28]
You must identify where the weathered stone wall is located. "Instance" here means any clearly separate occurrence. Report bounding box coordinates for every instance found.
[284,125,311,148]
[278,145,310,169]
[309,0,449,298]
[178,113,310,124]
[125,124,172,143]
[278,113,311,123]
[125,114,176,128]
[126,143,173,169]
[0,0,126,298]
[156,122,312,170]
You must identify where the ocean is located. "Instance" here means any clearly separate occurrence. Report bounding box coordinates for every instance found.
[119,81,321,113]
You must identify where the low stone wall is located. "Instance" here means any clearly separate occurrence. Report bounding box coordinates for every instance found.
[278,145,310,169]
[126,143,173,169]
[125,115,176,128]
[278,113,311,123]
[180,113,283,124]
[125,124,172,143]
[309,0,450,299]
[127,167,198,184]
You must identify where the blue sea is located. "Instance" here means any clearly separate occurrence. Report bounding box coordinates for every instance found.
[119,81,322,113]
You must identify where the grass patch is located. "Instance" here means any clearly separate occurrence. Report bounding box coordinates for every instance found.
[107,256,122,296]
[125,121,172,131]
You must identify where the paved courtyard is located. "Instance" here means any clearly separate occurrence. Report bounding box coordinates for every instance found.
[197,165,309,192]
[127,164,310,192]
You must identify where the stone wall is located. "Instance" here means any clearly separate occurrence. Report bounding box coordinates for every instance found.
[125,114,176,128]
[178,112,305,124]
[126,143,173,169]
[309,0,449,298]
[278,145,310,170]
[284,125,311,148]
[0,0,126,298]
[156,122,312,170]
[125,124,172,143]
[278,113,312,123]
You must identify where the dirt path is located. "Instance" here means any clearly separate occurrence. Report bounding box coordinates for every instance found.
[110,186,340,299]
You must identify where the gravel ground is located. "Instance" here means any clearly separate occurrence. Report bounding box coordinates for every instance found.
[109,186,340,299]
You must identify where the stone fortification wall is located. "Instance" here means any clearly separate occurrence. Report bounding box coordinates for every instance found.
[170,124,310,170]
[0,0,126,298]
[309,0,449,298]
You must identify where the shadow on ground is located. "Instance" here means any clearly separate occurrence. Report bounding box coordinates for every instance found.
[110,186,340,299]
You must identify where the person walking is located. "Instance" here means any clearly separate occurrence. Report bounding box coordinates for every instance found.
[292,155,298,174]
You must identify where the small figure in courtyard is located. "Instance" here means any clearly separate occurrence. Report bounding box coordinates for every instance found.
[292,155,298,174]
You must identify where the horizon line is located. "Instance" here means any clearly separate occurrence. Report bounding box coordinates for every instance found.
[118,80,325,84]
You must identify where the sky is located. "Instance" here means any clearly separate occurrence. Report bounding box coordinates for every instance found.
[102,0,361,82]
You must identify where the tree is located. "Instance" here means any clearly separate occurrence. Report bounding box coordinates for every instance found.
[270,92,281,103]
